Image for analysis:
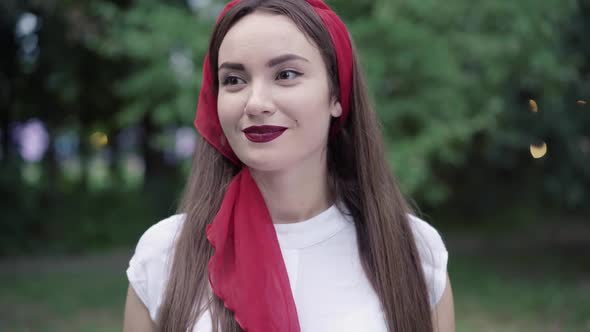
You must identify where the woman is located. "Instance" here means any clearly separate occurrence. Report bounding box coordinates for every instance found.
[124,0,455,331]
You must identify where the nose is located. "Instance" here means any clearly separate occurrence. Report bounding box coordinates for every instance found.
[243,82,275,117]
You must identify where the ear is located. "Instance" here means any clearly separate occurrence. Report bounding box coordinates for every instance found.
[330,99,342,118]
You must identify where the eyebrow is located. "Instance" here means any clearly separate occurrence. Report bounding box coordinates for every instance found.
[218,53,309,71]
[266,53,309,67]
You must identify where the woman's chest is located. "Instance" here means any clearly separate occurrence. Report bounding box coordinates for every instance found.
[192,228,388,332]
[283,238,388,332]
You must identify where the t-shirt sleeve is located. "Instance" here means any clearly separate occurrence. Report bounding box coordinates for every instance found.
[126,214,185,321]
[407,214,449,307]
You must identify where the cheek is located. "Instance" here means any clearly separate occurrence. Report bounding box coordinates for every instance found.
[217,93,244,133]
[276,84,332,130]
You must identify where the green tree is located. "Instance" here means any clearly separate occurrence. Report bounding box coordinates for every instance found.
[339,0,586,208]
[88,0,589,210]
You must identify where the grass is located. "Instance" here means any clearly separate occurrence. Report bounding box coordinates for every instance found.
[451,255,590,332]
[0,270,126,332]
[0,240,589,331]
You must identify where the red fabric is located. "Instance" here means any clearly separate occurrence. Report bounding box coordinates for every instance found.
[197,1,353,331]
[206,167,299,331]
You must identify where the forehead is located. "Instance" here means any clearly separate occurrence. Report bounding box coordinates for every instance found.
[218,11,320,64]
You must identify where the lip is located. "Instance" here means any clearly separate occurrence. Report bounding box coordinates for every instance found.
[242,125,287,143]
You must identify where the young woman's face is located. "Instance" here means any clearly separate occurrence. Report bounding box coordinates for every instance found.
[217,11,342,172]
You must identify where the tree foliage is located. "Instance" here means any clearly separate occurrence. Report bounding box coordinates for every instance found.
[85,0,589,207]
[1,0,589,254]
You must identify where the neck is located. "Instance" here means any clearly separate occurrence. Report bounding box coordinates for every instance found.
[249,156,333,224]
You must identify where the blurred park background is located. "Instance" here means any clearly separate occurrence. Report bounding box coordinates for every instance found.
[1,0,589,331]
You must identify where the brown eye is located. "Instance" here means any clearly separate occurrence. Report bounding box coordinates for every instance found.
[276,70,301,80]
[222,76,245,86]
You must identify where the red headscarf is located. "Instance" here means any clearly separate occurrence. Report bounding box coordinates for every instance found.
[194,1,353,330]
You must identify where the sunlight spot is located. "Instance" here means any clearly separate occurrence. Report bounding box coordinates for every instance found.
[530,142,547,159]
[90,132,108,148]
[528,99,538,113]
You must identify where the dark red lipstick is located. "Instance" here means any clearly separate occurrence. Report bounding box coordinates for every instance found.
[243,125,287,143]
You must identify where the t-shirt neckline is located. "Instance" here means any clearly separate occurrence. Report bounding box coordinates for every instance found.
[273,204,350,250]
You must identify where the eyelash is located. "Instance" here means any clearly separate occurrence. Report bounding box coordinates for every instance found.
[221,69,302,86]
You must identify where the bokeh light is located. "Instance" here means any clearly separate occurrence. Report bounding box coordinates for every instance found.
[175,127,196,159]
[55,131,79,160]
[21,163,41,184]
[13,119,49,162]
[61,157,82,182]
[528,99,539,113]
[90,131,108,149]
[530,142,547,159]
[15,12,40,68]
[15,12,38,38]
[122,154,145,188]
[88,153,111,191]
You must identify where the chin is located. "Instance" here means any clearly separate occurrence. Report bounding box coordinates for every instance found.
[238,151,292,173]
[242,158,288,173]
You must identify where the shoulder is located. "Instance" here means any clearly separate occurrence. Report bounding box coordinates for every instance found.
[407,214,447,255]
[134,214,186,257]
[126,214,186,321]
[407,214,449,307]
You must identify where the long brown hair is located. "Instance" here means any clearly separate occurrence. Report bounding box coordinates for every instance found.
[157,0,433,331]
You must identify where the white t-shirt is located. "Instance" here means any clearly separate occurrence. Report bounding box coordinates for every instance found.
[126,204,448,331]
